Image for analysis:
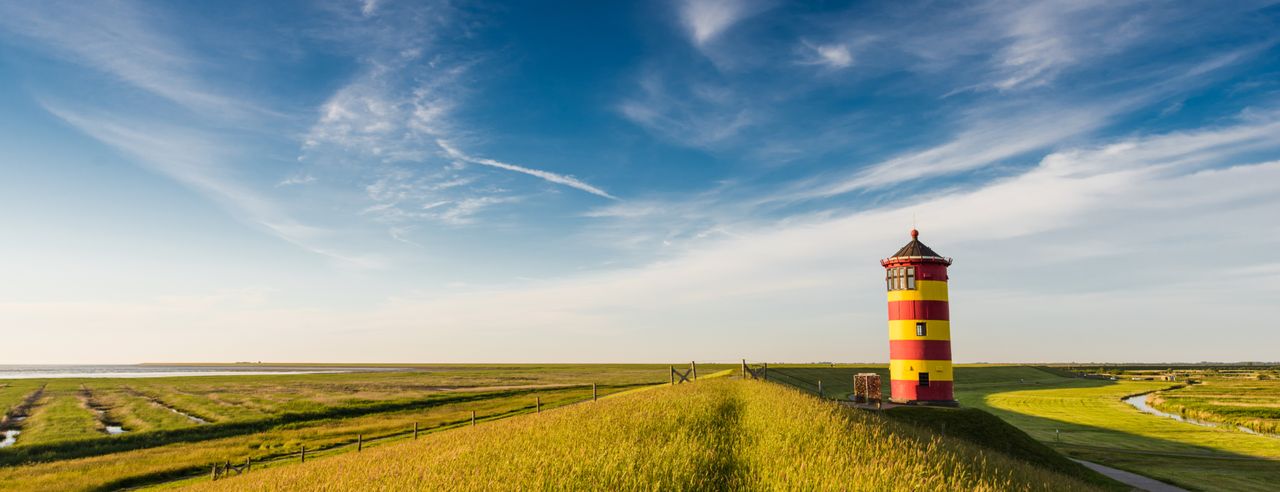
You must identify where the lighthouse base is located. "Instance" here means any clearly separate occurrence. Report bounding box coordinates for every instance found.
[889,398,960,407]
[890,379,955,403]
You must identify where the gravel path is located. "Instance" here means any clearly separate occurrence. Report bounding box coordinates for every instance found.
[1072,459,1189,492]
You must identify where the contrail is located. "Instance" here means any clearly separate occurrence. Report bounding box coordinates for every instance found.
[436,140,617,200]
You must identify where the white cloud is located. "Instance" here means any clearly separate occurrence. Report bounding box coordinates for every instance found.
[783,103,1113,200]
[276,173,317,187]
[0,1,261,116]
[12,117,1278,363]
[298,5,609,234]
[44,105,383,269]
[617,73,754,148]
[800,43,853,69]
[679,0,768,46]
[384,120,1280,362]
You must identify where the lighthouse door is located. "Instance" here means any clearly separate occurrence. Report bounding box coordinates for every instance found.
[918,372,930,387]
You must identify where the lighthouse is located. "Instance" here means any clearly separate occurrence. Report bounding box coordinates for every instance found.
[882,229,956,405]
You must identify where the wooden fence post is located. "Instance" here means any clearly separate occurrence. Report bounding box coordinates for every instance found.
[357,434,363,452]
[414,422,419,439]
[670,366,675,385]
[742,359,747,379]
[225,460,231,475]
[536,397,541,413]
[763,362,768,380]
[471,411,476,426]
[592,383,597,401]
[691,361,698,380]
[211,464,217,481]
[818,380,823,398]
[300,445,306,463]
[245,456,251,472]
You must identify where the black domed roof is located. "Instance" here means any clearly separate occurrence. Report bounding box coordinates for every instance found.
[884,229,951,264]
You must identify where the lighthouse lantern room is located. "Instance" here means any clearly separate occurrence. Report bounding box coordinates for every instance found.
[882,229,957,405]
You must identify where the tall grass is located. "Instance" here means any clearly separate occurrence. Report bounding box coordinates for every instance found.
[187,379,1098,491]
[0,385,625,491]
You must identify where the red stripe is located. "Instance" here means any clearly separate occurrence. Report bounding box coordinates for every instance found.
[890,380,954,402]
[887,300,950,320]
[889,340,952,360]
[882,263,949,281]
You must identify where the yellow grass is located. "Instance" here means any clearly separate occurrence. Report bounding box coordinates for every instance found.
[184,379,1098,491]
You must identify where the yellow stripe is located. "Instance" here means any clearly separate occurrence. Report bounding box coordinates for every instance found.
[885,280,949,302]
[887,320,951,341]
[889,359,954,381]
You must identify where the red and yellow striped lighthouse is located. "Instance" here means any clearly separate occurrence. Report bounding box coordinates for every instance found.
[882,228,956,405]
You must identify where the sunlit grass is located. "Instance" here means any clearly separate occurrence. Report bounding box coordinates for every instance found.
[959,376,1280,491]
[0,385,628,491]
[185,379,1098,491]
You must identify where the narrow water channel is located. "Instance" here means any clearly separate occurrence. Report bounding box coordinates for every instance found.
[86,404,129,435]
[163,404,207,424]
[0,430,18,448]
[148,402,206,425]
[1123,393,1273,436]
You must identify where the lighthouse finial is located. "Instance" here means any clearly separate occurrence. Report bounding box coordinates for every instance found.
[910,228,919,239]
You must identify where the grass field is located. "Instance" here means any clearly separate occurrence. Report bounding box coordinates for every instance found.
[15,381,104,446]
[0,364,706,491]
[761,364,1280,492]
[1147,378,1280,435]
[181,379,1100,491]
[958,375,1280,492]
[6,363,1274,491]
[0,380,45,424]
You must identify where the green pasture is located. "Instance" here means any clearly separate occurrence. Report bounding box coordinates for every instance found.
[0,364,718,491]
[763,364,1280,492]
[959,374,1280,492]
[182,379,1101,492]
[1148,378,1280,434]
[5,363,1277,492]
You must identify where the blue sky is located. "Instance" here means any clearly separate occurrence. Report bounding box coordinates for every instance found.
[2,0,1279,364]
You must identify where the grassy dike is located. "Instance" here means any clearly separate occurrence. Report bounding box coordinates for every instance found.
[882,406,1122,490]
[183,379,1102,491]
[0,384,644,491]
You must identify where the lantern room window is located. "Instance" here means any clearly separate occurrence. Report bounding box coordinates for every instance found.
[916,322,927,337]
[886,266,918,291]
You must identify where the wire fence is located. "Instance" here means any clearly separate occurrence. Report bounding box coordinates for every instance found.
[197,370,724,486]
[748,365,891,402]
[192,383,616,485]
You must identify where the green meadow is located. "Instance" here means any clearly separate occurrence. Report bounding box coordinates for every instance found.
[763,364,1280,492]
[1148,377,1280,435]
[0,365,707,491]
[962,377,1280,492]
[3,364,1277,491]
[181,378,1101,492]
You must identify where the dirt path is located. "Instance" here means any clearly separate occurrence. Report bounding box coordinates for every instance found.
[1071,459,1188,492]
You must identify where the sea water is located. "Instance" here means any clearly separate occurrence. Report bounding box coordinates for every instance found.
[0,365,381,379]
